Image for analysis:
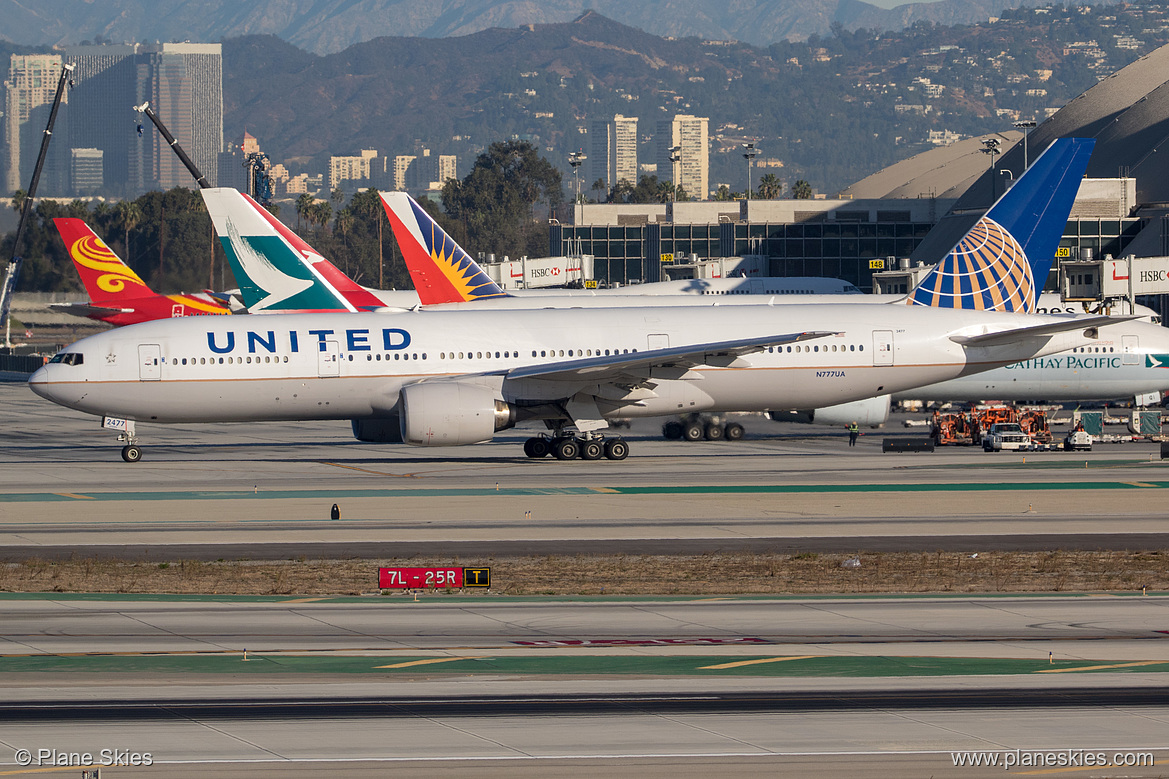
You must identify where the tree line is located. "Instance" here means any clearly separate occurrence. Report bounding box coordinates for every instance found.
[3,140,565,295]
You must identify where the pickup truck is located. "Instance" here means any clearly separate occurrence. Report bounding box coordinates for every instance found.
[982,422,1031,452]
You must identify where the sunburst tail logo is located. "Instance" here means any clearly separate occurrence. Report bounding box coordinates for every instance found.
[382,191,509,306]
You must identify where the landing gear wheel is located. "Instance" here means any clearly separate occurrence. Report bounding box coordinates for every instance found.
[682,421,704,442]
[724,422,745,441]
[524,437,550,458]
[662,421,683,440]
[704,422,724,441]
[553,437,580,460]
[121,444,142,463]
[581,440,604,460]
[604,438,629,460]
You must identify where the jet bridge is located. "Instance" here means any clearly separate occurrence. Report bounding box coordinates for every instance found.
[1060,253,1169,313]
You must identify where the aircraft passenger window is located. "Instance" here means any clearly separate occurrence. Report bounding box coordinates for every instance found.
[568,350,574,357]
[283,356,288,363]
[422,354,427,360]
[228,357,234,364]
[541,351,546,357]
[218,358,224,364]
[858,345,864,351]
[413,354,418,360]
[477,352,482,359]
[604,349,610,355]
[495,352,500,358]
[181,358,186,365]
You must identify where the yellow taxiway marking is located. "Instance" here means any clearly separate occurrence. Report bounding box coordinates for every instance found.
[281,597,328,604]
[375,656,486,669]
[52,493,94,500]
[693,597,734,602]
[1122,481,1160,488]
[317,461,417,478]
[0,766,102,776]
[699,655,818,670]
[1036,660,1169,674]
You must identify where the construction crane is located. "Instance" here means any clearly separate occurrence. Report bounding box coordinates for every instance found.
[133,101,210,188]
[0,62,74,348]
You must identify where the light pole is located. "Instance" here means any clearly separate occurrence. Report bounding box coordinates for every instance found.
[981,137,1002,202]
[1013,120,1036,170]
[667,145,682,203]
[742,142,758,199]
[568,151,586,222]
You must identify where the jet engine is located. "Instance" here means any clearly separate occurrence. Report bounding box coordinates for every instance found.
[805,394,891,427]
[351,416,403,443]
[399,381,516,446]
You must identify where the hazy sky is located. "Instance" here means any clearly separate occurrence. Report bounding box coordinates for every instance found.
[866,0,943,7]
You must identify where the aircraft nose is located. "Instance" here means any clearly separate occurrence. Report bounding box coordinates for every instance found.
[28,365,60,402]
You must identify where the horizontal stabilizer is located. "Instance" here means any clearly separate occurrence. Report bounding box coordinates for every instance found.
[950,315,1133,348]
[49,302,134,318]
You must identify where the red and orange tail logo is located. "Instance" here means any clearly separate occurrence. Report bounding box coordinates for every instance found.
[54,218,151,302]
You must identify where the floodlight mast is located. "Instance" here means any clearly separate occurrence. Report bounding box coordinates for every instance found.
[1,62,75,348]
[134,101,210,189]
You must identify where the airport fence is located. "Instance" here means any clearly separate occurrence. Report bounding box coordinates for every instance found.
[0,353,46,373]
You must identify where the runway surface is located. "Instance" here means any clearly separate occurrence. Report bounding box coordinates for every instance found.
[7,382,1169,776]
[4,383,1169,558]
[2,593,1168,777]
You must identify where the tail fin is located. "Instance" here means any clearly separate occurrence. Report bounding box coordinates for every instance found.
[53,218,153,303]
[380,191,508,305]
[201,188,381,313]
[908,137,1094,313]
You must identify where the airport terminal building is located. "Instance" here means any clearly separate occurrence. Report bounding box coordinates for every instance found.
[551,43,1169,295]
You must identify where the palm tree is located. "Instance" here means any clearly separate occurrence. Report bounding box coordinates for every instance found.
[295,193,314,231]
[11,189,27,215]
[792,179,814,200]
[113,200,142,265]
[757,173,783,200]
[591,178,607,203]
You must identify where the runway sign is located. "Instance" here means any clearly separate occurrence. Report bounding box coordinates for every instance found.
[378,567,490,588]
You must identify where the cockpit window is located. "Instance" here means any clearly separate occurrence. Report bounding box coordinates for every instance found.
[49,352,83,366]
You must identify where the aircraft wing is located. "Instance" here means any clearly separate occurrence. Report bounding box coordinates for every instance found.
[950,315,1135,348]
[49,302,133,318]
[505,331,839,384]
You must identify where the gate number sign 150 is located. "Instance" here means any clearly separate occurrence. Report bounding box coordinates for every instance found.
[378,567,491,589]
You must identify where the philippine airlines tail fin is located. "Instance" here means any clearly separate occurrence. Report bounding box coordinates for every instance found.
[380,191,508,305]
[53,218,153,303]
[908,137,1094,314]
[201,188,382,313]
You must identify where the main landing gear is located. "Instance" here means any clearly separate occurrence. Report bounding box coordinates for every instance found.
[662,414,745,442]
[523,434,629,461]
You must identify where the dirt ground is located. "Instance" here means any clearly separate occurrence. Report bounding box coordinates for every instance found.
[2,550,1167,596]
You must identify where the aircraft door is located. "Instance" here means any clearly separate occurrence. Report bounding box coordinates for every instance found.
[647,333,670,351]
[1123,335,1139,365]
[872,330,894,366]
[318,340,341,377]
[138,344,162,381]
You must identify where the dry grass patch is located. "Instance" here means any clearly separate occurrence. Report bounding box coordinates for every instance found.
[2,550,1169,596]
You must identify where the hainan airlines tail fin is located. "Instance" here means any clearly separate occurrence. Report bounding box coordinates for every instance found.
[200,188,382,313]
[908,137,1094,314]
[53,218,153,303]
[380,191,508,305]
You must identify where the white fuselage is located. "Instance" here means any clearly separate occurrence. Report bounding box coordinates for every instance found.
[30,303,1121,427]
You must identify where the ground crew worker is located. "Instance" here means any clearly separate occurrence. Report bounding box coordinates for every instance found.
[847,420,859,447]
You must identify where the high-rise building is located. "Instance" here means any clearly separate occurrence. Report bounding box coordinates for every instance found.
[4,54,66,195]
[329,150,378,191]
[70,148,104,192]
[656,114,709,200]
[140,43,223,190]
[588,114,638,193]
[63,44,140,196]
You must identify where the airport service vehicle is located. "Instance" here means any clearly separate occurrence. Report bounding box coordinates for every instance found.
[983,423,1032,452]
[49,219,230,325]
[1064,429,1093,451]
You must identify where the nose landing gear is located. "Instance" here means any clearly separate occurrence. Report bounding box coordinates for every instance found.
[103,416,143,463]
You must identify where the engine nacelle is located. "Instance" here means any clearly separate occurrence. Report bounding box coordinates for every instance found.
[351,417,403,443]
[399,381,515,446]
[806,394,891,428]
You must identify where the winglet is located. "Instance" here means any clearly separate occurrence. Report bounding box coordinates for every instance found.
[53,218,152,303]
[909,137,1094,314]
[380,191,508,305]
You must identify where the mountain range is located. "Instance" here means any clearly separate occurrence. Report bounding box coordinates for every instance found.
[0,0,1110,54]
